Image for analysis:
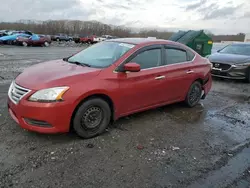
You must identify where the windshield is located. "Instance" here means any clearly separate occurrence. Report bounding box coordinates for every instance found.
[219,44,250,56]
[67,41,135,68]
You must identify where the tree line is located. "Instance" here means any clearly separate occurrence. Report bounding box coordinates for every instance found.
[0,20,245,42]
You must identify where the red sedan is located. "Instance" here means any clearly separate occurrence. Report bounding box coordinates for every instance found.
[16,34,51,47]
[7,38,212,138]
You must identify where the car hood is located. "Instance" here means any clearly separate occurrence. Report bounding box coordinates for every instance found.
[15,59,101,90]
[208,53,250,64]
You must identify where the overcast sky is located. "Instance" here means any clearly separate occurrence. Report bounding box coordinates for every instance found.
[0,0,249,34]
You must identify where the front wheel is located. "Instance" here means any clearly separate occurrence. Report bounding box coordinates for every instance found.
[43,41,50,47]
[22,41,28,47]
[73,98,111,138]
[185,81,202,107]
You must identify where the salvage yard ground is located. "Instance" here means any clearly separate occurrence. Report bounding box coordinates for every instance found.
[0,45,250,188]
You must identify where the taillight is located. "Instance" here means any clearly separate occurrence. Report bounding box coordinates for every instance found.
[206,59,213,70]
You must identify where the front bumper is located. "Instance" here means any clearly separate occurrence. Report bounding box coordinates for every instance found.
[7,97,73,134]
[211,66,248,80]
[201,74,212,99]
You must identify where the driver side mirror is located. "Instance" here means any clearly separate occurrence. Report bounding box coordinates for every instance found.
[124,62,141,72]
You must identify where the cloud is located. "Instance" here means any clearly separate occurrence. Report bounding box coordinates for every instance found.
[0,0,92,21]
[243,12,250,18]
[0,0,249,34]
[203,5,242,20]
[185,0,207,10]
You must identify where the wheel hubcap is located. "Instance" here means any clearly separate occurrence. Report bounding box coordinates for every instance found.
[81,106,103,129]
[189,85,201,104]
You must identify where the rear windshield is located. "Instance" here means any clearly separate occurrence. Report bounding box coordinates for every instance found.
[67,41,135,68]
[219,44,250,56]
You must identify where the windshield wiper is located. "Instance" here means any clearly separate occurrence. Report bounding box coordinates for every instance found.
[68,61,91,67]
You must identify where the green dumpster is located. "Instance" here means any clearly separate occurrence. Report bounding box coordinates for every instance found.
[168,30,213,57]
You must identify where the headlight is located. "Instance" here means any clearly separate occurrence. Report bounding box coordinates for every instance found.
[233,62,250,67]
[29,86,69,102]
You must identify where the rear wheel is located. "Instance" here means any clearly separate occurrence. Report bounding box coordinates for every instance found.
[7,40,13,45]
[185,81,202,107]
[73,98,111,138]
[43,41,50,47]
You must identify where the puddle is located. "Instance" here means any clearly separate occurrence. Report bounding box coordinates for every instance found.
[162,103,207,124]
[204,104,250,143]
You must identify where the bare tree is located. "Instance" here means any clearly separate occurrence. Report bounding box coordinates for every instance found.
[0,20,246,41]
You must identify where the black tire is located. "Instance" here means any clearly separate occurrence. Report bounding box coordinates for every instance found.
[56,38,60,42]
[22,41,28,47]
[43,41,50,47]
[73,98,111,138]
[185,81,202,107]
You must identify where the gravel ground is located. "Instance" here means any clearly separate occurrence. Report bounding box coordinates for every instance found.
[0,45,250,188]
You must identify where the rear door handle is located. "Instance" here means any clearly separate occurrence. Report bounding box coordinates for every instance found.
[186,70,194,74]
[155,75,165,80]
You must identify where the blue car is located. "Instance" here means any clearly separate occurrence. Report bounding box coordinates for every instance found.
[0,31,33,44]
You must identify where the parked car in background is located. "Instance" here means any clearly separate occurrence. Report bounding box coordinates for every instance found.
[7,38,212,138]
[0,30,33,44]
[79,35,96,44]
[16,34,51,47]
[73,35,80,43]
[52,33,73,41]
[93,35,114,43]
[207,42,250,82]
[0,30,9,37]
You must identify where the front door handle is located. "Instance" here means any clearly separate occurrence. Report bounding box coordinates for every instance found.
[155,75,165,80]
[186,70,194,74]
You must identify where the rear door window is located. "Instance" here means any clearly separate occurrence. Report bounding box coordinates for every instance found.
[187,50,195,61]
[165,48,187,65]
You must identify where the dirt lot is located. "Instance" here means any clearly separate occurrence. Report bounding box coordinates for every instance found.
[0,45,250,188]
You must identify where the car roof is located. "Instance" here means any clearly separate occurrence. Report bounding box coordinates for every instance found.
[108,37,169,45]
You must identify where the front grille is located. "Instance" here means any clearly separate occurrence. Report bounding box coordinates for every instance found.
[212,62,231,70]
[8,82,30,104]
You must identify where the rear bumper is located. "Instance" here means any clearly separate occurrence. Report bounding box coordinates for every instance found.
[202,74,212,99]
